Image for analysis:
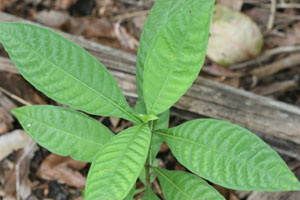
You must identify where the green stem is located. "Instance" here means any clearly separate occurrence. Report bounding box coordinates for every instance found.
[145,121,154,186]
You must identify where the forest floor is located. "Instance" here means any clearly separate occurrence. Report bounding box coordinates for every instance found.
[0,0,300,199]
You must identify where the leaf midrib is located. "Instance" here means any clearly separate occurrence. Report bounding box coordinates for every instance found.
[0,25,140,123]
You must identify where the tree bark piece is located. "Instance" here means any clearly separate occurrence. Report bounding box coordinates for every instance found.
[0,12,300,155]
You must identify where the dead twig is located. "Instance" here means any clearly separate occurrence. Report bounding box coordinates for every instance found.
[251,53,300,80]
[0,86,32,106]
[266,0,277,34]
[251,80,298,96]
[230,45,300,70]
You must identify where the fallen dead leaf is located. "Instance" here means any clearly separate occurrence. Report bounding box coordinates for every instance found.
[55,0,77,10]
[37,154,87,189]
[207,4,263,66]
[0,140,37,199]
[0,0,17,11]
[33,10,70,27]
[114,21,139,50]
[61,17,115,39]
[0,106,13,134]
[0,130,31,161]
[109,117,120,128]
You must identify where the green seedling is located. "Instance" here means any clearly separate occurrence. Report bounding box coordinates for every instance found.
[0,0,299,199]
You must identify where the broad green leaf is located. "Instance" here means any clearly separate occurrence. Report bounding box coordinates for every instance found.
[153,109,170,131]
[142,185,160,200]
[85,124,151,200]
[153,168,225,200]
[142,0,214,115]
[135,100,147,115]
[155,119,300,191]
[12,105,113,162]
[124,185,135,200]
[0,23,140,123]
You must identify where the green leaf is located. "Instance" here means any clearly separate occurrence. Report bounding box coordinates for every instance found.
[85,124,151,200]
[155,119,300,191]
[135,100,147,115]
[124,185,135,200]
[142,185,160,200]
[12,105,113,162]
[141,0,214,115]
[0,23,140,123]
[153,168,225,200]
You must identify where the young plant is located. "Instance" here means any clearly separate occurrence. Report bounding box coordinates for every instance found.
[1,0,299,199]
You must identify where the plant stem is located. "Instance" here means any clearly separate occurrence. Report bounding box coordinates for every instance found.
[145,121,154,187]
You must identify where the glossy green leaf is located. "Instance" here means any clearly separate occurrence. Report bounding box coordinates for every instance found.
[142,185,160,200]
[124,185,135,200]
[135,100,147,115]
[12,105,113,162]
[153,168,225,200]
[0,23,140,123]
[155,119,300,191]
[85,124,151,200]
[141,0,214,115]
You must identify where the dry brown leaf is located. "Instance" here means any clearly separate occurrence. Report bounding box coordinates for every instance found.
[0,0,17,11]
[37,154,87,189]
[109,117,120,128]
[0,130,31,161]
[33,10,70,27]
[84,17,115,39]
[61,17,116,40]
[55,0,77,10]
[114,22,139,50]
[0,140,37,199]
[207,4,263,66]
[0,106,13,134]
[216,0,243,11]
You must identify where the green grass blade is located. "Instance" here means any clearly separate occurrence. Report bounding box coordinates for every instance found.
[155,119,300,191]
[0,23,140,123]
[12,105,113,162]
[153,168,225,200]
[85,124,151,200]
